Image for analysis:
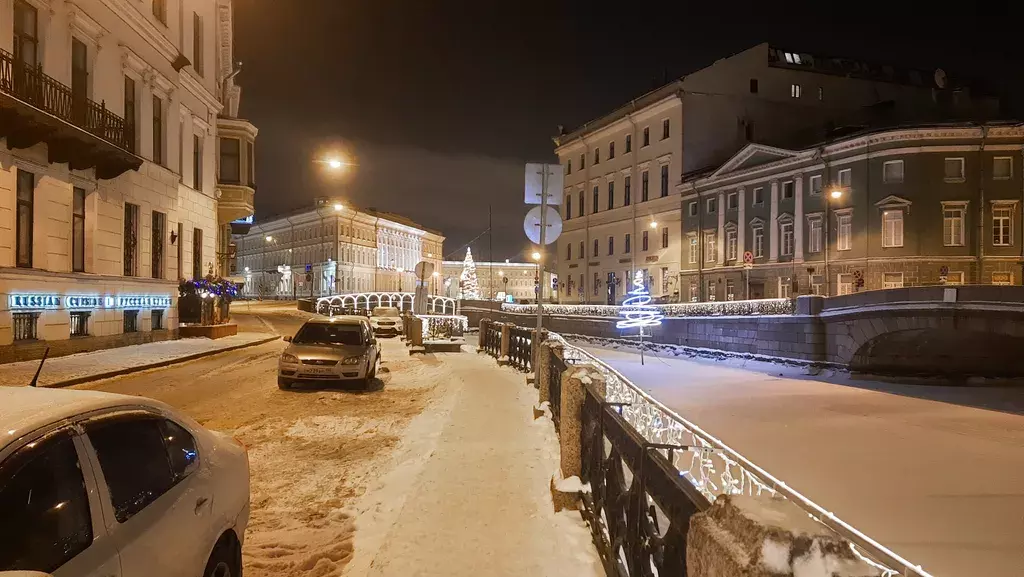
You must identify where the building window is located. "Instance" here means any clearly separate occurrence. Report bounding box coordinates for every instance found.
[662,227,669,249]
[726,279,735,301]
[607,182,615,210]
[882,272,904,289]
[152,96,163,165]
[838,168,852,188]
[152,310,164,331]
[152,0,166,23]
[13,0,38,67]
[706,197,717,214]
[123,203,139,276]
[566,160,571,175]
[744,121,754,142]
[71,37,88,110]
[882,210,904,248]
[594,148,600,165]
[689,237,698,264]
[192,227,203,279]
[124,76,137,147]
[780,222,794,256]
[580,153,585,169]
[72,187,86,272]
[727,192,737,210]
[152,211,165,279]
[642,127,650,147]
[838,274,854,296]
[883,160,904,183]
[705,234,716,263]
[641,230,648,251]
[779,277,792,298]
[70,311,90,337]
[808,218,822,253]
[688,201,697,216]
[945,271,965,285]
[565,196,572,220]
[624,176,631,206]
[625,233,632,254]
[837,213,852,250]
[192,13,204,76]
[15,170,34,269]
[192,134,202,189]
[579,241,584,260]
[660,165,669,197]
[566,243,572,260]
[726,229,738,260]
[752,187,764,205]
[818,86,824,101]
[707,279,716,301]
[993,157,1013,180]
[749,78,758,93]
[13,312,38,341]
[593,239,598,257]
[808,175,822,196]
[641,170,649,202]
[625,135,632,153]
[220,137,241,184]
[592,186,599,214]
[992,272,1013,285]
[578,191,584,217]
[993,205,1013,246]
[608,236,614,256]
[123,311,139,333]
[608,142,615,160]
[689,282,698,302]
[944,158,965,182]
[943,206,965,246]
[753,227,764,257]
[662,119,670,140]
[782,181,794,200]
[790,84,802,98]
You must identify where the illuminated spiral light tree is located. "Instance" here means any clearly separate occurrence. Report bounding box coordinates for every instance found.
[616,271,664,365]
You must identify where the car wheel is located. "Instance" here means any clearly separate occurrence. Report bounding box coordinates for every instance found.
[277,376,292,390]
[203,538,240,577]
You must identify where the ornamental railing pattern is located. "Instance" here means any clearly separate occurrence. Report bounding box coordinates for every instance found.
[0,48,133,152]
[503,297,795,318]
[507,326,532,372]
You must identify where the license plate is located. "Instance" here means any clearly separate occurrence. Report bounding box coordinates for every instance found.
[303,367,332,375]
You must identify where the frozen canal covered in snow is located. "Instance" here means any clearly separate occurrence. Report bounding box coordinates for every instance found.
[581,342,1024,577]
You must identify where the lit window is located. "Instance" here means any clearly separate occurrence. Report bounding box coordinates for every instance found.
[883,160,904,183]
[943,206,965,247]
[882,210,904,248]
[790,84,802,98]
[993,204,1014,246]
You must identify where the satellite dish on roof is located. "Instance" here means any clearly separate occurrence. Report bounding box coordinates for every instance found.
[934,68,947,89]
[523,206,562,245]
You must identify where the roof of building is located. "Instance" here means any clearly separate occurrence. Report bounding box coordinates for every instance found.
[251,205,443,238]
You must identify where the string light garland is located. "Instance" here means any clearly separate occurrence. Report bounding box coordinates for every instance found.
[504,297,794,318]
[616,271,664,330]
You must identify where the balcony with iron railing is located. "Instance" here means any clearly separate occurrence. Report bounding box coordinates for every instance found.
[0,49,142,179]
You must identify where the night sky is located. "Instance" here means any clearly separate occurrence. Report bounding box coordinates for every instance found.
[234,0,1021,263]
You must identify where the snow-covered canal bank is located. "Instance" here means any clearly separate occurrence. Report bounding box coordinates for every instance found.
[581,343,1024,577]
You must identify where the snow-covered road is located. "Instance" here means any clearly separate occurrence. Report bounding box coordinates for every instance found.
[581,343,1024,577]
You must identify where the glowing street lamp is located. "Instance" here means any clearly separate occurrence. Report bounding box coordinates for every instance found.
[333,202,344,212]
[265,235,273,242]
[830,189,843,199]
[649,221,658,229]
[531,251,541,261]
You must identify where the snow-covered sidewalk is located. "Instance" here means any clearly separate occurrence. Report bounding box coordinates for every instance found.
[346,349,603,577]
[0,332,278,388]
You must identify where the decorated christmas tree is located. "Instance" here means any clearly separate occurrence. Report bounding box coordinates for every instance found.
[459,248,480,299]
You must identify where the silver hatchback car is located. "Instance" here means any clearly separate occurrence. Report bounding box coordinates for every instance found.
[278,316,381,389]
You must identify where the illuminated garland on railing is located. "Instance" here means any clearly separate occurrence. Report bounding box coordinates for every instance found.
[418,314,468,341]
[503,297,795,318]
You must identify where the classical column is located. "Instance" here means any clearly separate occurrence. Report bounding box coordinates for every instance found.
[717,191,726,264]
[737,188,746,258]
[769,179,780,262]
[794,175,804,263]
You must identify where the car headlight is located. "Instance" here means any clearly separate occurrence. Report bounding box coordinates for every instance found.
[281,353,299,364]
[340,355,365,365]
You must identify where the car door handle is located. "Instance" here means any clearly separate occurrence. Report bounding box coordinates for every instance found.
[195,496,209,514]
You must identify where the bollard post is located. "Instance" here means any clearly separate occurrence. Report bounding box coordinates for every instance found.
[551,364,605,511]
[500,322,510,360]
[477,319,490,353]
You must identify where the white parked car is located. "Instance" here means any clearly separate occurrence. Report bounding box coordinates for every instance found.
[0,387,250,577]
[369,306,403,337]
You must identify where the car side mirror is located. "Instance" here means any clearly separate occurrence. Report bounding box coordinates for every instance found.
[283,336,292,342]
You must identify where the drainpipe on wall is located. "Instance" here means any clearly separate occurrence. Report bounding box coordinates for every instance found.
[976,125,988,285]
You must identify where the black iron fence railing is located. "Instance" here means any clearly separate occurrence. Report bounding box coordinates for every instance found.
[483,322,501,357]
[0,48,133,152]
[508,326,532,372]
[548,351,566,431]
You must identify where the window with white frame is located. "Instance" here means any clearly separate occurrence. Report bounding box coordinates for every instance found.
[944,157,965,181]
[838,168,852,188]
[706,197,717,214]
[753,226,764,257]
[837,212,852,250]
[689,282,698,302]
[778,277,792,298]
[837,274,854,296]
[705,234,716,263]
[781,181,794,200]
[992,271,1013,285]
[945,271,964,285]
[726,279,735,301]
[993,157,1013,180]
[883,272,904,289]
[727,192,737,210]
[688,201,697,216]
[943,205,965,246]
[752,187,764,205]
[726,228,738,260]
[993,204,1013,246]
[790,84,802,98]
[808,175,821,196]
[883,160,904,183]
[882,210,904,248]
[689,237,698,264]
[707,279,716,301]
[780,222,794,256]
[808,217,822,253]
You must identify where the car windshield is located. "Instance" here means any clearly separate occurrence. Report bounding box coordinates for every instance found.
[292,323,364,346]
[372,308,400,317]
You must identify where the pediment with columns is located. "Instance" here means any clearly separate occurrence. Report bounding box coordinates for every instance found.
[710,144,802,179]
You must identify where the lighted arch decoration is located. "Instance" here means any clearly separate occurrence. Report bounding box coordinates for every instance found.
[315,292,457,316]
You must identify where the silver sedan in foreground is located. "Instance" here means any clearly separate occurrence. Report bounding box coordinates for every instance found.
[278,316,381,389]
